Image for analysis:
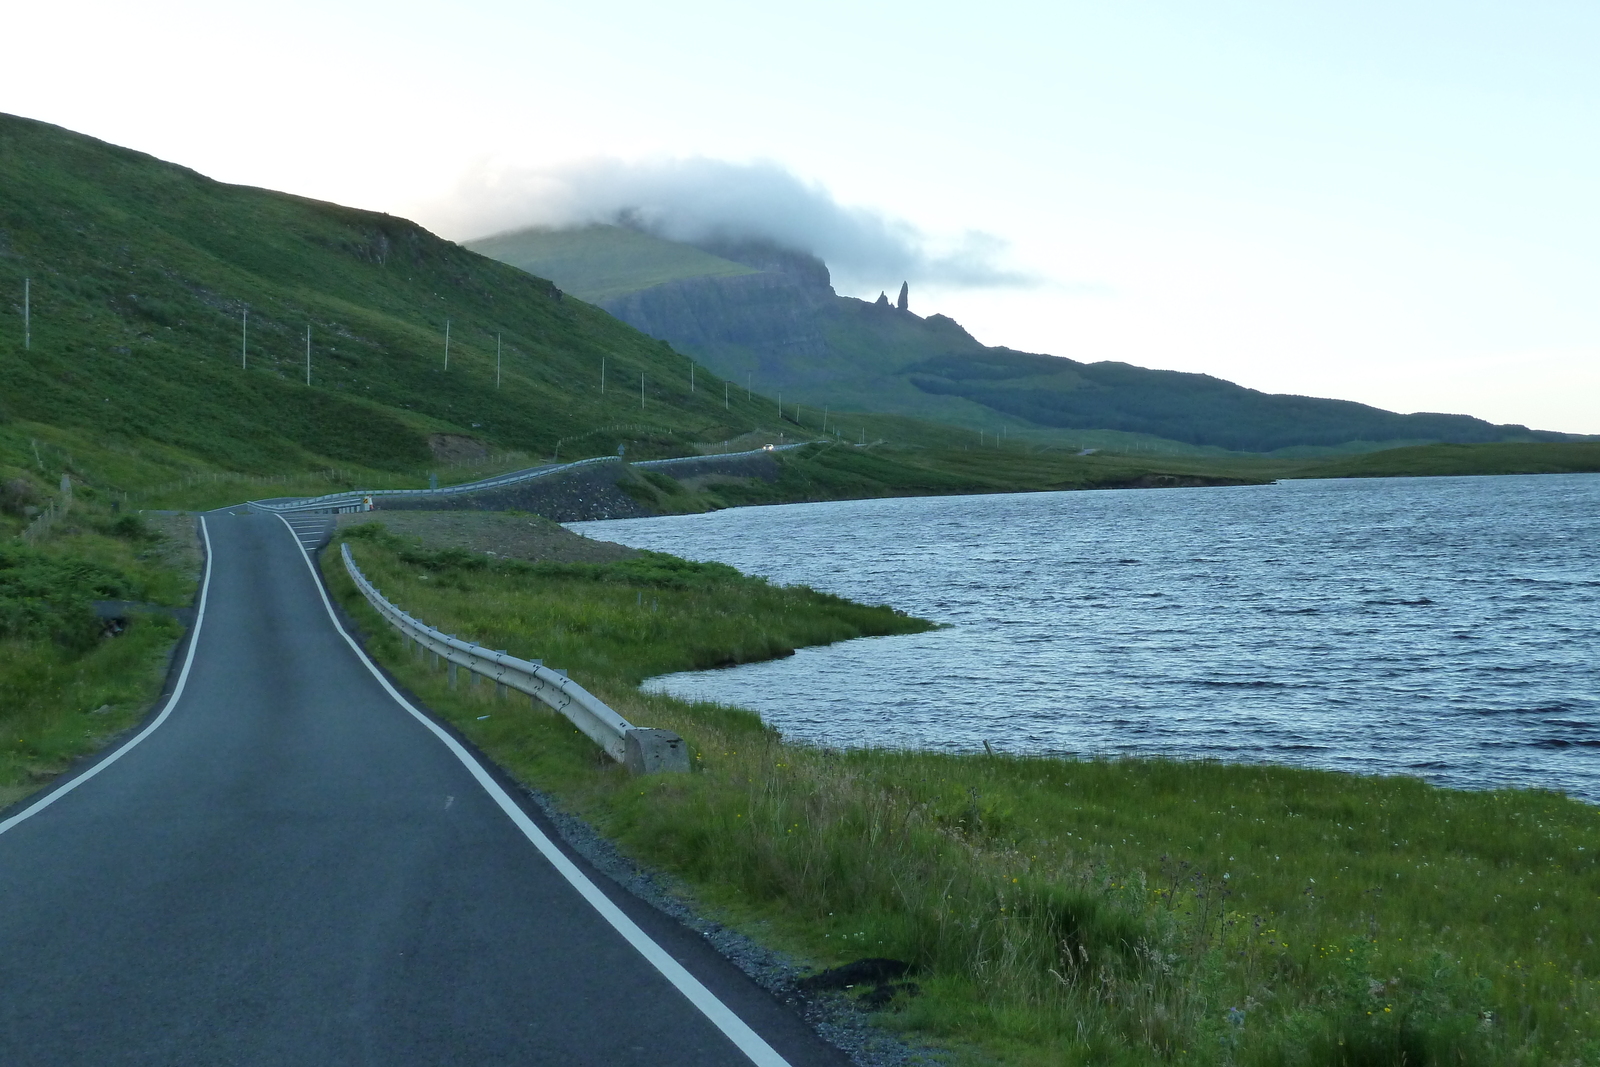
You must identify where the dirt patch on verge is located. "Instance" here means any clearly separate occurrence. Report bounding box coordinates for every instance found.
[428,433,489,463]
[336,510,637,564]
[141,512,204,584]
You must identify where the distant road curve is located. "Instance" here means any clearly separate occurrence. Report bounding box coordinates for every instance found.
[0,512,846,1066]
[247,443,811,516]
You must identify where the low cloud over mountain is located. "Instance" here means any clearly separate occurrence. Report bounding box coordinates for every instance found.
[432,156,1033,291]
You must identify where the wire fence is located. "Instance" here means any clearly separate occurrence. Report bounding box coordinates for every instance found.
[18,478,72,544]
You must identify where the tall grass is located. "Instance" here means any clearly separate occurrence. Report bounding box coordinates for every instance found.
[0,503,196,810]
[0,617,181,809]
[324,526,1600,1066]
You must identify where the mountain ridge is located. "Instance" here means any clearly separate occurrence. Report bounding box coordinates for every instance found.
[469,224,1573,454]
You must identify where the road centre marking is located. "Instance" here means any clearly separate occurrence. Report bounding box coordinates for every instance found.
[1,518,215,838]
[279,516,793,1067]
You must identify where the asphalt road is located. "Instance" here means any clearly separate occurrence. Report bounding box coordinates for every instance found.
[0,512,846,1066]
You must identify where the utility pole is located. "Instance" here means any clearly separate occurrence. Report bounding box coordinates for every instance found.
[443,319,450,370]
[823,406,828,435]
[746,371,751,400]
[690,364,695,393]
[601,356,606,394]
[305,325,312,385]
[24,278,30,350]
[496,333,502,388]
[240,308,247,368]
[724,381,729,410]
[640,372,645,410]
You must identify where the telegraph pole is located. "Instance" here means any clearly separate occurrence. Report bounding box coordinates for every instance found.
[690,364,695,393]
[305,325,312,385]
[496,333,502,388]
[724,381,729,410]
[240,308,247,368]
[601,356,606,394]
[24,278,30,350]
[443,320,450,370]
[640,372,646,410]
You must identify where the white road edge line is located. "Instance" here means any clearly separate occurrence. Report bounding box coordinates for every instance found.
[278,515,793,1067]
[1,517,215,838]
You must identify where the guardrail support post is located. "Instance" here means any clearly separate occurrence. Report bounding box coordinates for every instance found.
[448,662,458,688]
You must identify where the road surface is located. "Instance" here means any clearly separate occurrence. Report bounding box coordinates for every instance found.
[0,512,846,1066]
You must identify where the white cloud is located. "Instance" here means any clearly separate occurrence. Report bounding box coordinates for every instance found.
[428,156,1035,291]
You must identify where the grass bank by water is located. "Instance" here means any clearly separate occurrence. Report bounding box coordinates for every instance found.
[1295,442,1600,480]
[323,521,1600,1066]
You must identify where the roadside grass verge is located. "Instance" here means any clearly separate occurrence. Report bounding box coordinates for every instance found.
[0,617,182,809]
[332,522,933,682]
[323,524,1600,1066]
[0,505,196,810]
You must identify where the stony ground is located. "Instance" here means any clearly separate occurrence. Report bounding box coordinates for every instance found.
[335,510,638,564]
[142,512,204,585]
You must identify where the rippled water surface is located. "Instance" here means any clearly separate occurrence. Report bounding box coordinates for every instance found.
[572,475,1600,802]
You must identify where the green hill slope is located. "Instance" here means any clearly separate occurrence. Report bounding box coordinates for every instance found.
[1292,441,1600,479]
[479,225,1574,454]
[0,114,775,503]
[465,225,755,303]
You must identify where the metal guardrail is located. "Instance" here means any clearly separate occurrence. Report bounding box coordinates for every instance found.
[249,444,808,516]
[340,543,689,774]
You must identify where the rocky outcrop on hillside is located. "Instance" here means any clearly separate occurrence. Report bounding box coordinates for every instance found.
[602,269,832,361]
[598,240,840,366]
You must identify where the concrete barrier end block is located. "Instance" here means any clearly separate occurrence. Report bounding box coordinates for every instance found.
[623,728,690,775]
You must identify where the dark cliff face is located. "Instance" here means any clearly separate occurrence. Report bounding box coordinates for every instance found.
[599,239,839,360]
[693,239,834,292]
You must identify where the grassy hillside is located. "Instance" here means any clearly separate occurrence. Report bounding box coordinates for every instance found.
[465,225,756,303]
[903,348,1567,453]
[0,113,779,514]
[1294,441,1600,479]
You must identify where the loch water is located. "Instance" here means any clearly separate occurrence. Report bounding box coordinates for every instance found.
[572,474,1600,803]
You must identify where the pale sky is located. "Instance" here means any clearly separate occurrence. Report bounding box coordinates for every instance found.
[6,0,1597,432]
